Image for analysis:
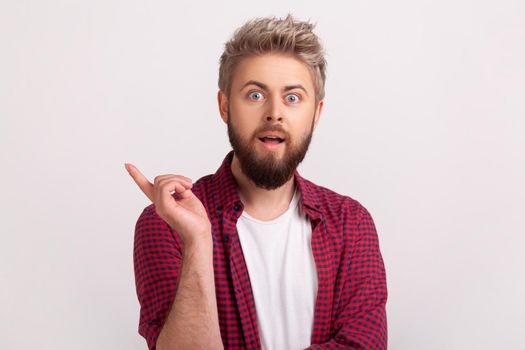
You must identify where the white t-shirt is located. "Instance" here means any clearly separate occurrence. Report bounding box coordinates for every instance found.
[236,188,318,350]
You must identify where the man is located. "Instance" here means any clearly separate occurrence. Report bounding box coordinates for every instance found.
[126,14,388,350]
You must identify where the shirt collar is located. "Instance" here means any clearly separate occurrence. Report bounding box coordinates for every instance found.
[210,151,325,218]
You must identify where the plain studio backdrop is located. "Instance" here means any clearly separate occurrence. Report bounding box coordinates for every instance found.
[1,1,524,349]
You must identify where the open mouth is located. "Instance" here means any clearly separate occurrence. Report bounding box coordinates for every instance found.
[258,136,285,144]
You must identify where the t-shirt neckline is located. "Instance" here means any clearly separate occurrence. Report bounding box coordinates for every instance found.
[240,187,300,225]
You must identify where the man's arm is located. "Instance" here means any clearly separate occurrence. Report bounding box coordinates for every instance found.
[305,202,388,349]
[134,206,224,350]
[156,237,223,350]
[128,164,223,349]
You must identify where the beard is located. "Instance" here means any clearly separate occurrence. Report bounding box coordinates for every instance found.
[226,109,315,190]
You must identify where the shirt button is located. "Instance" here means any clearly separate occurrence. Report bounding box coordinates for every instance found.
[233,203,242,212]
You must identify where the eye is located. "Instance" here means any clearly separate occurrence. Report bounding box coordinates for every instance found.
[286,93,300,103]
[248,91,264,101]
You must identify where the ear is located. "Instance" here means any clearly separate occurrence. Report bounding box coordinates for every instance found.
[313,99,324,129]
[217,90,229,124]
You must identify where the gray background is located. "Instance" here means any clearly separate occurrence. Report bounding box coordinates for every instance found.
[1,0,524,349]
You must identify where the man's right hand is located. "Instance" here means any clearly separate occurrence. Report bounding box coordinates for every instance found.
[125,163,212,246]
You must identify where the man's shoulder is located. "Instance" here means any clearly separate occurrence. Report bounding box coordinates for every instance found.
[190,172,216,204]
[301,176,370,223]
[192,172,215,191]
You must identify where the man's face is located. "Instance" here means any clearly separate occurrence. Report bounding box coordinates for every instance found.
[219,53,323,190]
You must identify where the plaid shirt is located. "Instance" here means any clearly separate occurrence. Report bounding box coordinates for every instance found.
[134,151,388,349]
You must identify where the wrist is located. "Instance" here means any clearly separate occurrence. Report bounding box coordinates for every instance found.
[183,235,213,256]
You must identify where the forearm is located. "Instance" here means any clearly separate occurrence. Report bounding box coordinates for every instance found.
[156,237,224,350]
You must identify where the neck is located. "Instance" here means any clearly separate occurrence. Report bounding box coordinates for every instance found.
[230,153,296,219]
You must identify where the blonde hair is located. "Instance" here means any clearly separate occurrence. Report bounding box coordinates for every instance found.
[218,14,327,103]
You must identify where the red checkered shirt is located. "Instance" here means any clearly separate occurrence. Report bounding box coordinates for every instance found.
[133,151,388,349]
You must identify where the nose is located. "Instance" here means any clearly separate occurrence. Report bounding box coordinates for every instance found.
[265,95,284,122]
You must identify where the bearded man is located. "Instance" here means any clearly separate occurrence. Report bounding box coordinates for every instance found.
[126,14,388,350]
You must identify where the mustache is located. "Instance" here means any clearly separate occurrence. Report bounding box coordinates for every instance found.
[255,125,289,137]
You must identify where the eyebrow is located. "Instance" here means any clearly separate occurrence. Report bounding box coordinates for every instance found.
[239,80,309,96]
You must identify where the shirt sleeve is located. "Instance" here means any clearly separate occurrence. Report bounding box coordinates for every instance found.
[133,204,184,350]
[306,201,388,349]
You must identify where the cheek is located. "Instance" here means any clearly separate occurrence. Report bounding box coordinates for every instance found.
[230,117,258,142]
[289,126,311,146]
[235,117,262,139]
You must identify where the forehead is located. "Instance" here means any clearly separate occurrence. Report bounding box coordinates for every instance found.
[232,53,315,91]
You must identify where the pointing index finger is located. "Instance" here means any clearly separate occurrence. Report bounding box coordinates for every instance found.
[125,163,154,202]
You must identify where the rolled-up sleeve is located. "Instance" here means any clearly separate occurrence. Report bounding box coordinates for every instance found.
[133,205,184,350]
